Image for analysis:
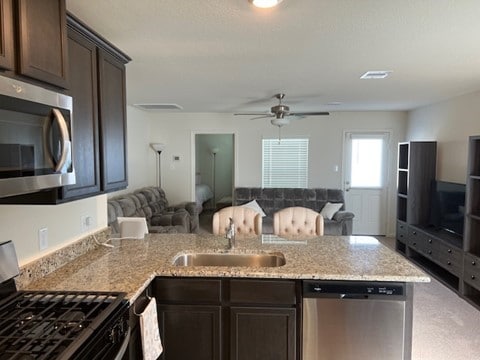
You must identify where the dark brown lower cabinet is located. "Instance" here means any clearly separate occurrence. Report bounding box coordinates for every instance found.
[152,277,299,360]
[158,305,221,360]
[230,307,296,360]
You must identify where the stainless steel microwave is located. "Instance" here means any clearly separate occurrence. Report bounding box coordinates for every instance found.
[0,77,75,198]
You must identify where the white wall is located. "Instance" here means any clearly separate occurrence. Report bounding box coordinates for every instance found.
[407,90,480,182]
[0,195,107,265]
[147,111,407,236]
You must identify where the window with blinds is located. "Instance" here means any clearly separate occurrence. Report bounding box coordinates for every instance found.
[262,138,309,188]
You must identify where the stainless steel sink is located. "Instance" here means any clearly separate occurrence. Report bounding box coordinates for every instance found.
[172,252,286,267]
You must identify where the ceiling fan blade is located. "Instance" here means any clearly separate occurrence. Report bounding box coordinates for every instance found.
[289,111,330,116]
[234,112,272,116]
[250,115,275,120]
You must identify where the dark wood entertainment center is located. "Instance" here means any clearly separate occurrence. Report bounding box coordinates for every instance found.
[396,137,480,310]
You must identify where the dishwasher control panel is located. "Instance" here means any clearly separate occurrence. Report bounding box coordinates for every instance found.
[303,281,405,297]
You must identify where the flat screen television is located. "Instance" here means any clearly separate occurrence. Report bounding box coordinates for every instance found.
[429,180,466,237]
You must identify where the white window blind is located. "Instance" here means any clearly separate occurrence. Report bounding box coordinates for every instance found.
[262,138,309,188]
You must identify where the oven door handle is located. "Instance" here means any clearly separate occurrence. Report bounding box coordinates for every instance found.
[114,327,131,360]
[43,108,70,172]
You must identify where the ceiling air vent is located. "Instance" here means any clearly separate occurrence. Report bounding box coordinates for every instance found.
[360,71,392,79]
[134,103,183,111]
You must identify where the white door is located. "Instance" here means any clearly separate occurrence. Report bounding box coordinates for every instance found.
[344,132,389,235]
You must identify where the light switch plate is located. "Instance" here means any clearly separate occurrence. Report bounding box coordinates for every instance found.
[38,228,48,250]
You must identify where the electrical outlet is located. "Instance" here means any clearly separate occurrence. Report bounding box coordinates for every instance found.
[81,215,94,231]
[38,228,48,251]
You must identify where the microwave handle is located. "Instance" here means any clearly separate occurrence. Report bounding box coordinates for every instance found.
[44,109,70,172]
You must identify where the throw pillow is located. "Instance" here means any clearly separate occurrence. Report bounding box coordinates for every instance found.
[320,202,343,220]
[241,199,267,217]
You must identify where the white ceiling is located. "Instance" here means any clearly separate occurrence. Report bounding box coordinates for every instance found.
[67,0,480,113]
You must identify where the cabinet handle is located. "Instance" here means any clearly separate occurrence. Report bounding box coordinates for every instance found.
[428,239,432,244]
[472,275,476,280]
[447,261,451,266]
[413,231,417,235]
[447,249,452,253]
[473,261,476,266]
[428,250,432,255]
[412,242,417,246]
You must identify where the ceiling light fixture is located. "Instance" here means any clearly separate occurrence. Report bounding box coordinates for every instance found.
[360,71,392,79]
[249,0,283,9]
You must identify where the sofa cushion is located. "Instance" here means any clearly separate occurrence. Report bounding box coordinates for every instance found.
[137,187,169,213]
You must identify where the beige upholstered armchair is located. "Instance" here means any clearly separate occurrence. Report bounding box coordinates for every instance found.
[212,206,262,236]
[273,207,324,237]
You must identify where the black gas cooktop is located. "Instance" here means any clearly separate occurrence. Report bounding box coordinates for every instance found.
[0,290,128,360]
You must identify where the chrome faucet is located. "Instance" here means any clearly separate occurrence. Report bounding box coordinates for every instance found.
[226,217,236,250]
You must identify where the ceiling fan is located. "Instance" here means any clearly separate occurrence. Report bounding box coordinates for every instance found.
[234,93,330,128]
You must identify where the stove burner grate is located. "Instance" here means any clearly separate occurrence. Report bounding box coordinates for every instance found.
[0,290,125,359]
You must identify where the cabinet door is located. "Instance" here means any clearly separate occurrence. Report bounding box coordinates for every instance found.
[98,49,128,192]
[62,28,101,199]
[16,0,68,88]
[0,0,14,70]
[158,304,222,360]
[230,307,296,360]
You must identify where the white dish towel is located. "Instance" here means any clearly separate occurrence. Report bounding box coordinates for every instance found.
[139,297,163,360]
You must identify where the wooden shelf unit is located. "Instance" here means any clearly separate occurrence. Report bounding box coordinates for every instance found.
[395,141,437,227]
[463,136,480,307]
[395,136,480,310]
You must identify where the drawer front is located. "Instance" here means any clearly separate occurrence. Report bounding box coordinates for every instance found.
[435,241,463,263]
[464,253,480,291]
[396,221,408,243]
[407,227,428,253]
[153,277,222,304]
[229,279,296,305]
[432,248,462,275]
[433,241,463,271]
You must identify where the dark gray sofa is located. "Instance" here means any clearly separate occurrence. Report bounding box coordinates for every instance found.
[108,187,199,234]
[234,188,354,235]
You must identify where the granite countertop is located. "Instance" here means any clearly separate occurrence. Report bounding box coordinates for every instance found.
[24,233,429,303]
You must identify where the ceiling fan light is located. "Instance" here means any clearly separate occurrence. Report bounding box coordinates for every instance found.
[271,118,289,127]
[249,0,283,8]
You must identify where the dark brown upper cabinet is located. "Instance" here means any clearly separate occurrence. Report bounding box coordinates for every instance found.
[62,27,101,200]
[68,14,130,195]
[98,49,128,192]
[15,0,69,88]
[0,0,14,71]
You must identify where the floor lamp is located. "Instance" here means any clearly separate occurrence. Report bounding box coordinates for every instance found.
[150,143,165,188]
[211,147,219,209]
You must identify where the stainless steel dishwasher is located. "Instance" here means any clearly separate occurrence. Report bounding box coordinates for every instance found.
[302,281,412,360]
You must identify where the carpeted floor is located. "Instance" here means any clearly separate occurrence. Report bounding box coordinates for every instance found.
[198,212,480,359]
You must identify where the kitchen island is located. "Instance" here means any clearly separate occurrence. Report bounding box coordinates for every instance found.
[23,233,428,360]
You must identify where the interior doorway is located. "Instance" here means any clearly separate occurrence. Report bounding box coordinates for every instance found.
[194,133,235,216]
